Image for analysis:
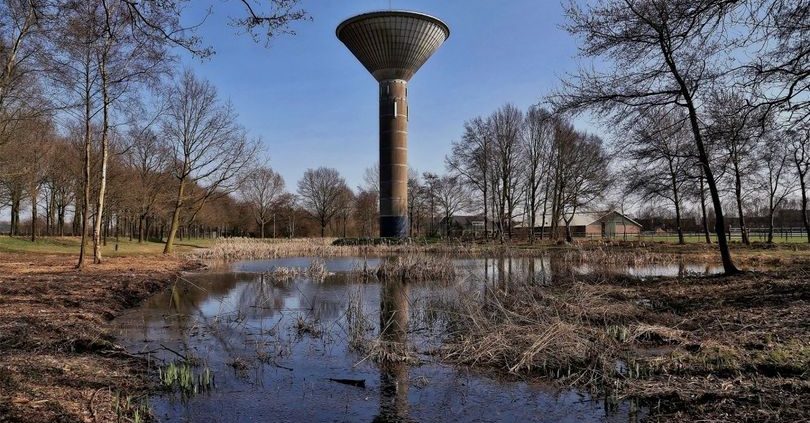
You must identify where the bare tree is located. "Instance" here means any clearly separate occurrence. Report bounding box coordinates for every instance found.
[125,119,171,242]
[354,188,378,238]
[112,0,309,57]
[162,70,254,253]
[489,104,524,241]
[297,167,347,237]
[622,111,692,244]
[559,133,611,242]
[757,132,795,243]
[521,106,554,244]
[21,120,54,241]
[790,127,810,242]
[745,0,810,127]
[89,0,171,263]
[550,0,742,273]
[242,165,284,238]
[433,174,471,238]
[335,185,354,238]
[705,91,764,245]
[446,116,492,239]
[0,0,50,144]
[422,172,439,236]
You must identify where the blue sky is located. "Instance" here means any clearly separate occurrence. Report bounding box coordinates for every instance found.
[179,0,588,190]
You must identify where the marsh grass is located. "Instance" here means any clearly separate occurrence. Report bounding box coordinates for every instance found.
[345,288,373,352]
[344,288,419,365]
[159,360,214,398]
[294,315,323,337]
[562,246,680,266]
[263,257,333,282]
[191,237,505,262]
[431,265,810,421]
[374,254,457,281]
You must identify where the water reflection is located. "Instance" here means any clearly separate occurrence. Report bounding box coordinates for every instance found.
[111,256,692,422]
[376,280,410,422]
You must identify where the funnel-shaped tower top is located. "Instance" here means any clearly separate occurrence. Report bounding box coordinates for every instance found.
[337,10,449,81]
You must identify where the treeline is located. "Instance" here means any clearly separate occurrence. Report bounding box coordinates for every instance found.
[0,0,309,265]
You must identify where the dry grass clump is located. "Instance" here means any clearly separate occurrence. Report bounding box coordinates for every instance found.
[374,254,457,281]
[433,264,810,422]
[192,237,341,261]
[438,282,621,387]
[263,258,333,282]
[562,246,680,266]
[345,289,373,351]
[294,315,323,337]
[344,289,417,365]
[359,339,419,364]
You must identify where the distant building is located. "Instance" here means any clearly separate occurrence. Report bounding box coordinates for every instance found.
[437,215,489,237]
[517,210,643,239]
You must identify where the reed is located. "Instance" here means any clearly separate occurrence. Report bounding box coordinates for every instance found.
[374,254,457,282]
[345,288,373,352]
[262,257,333,282]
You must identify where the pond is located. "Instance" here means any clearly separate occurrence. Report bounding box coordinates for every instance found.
[113,256,712,422]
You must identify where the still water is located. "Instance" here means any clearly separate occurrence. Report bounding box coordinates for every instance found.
[113,257,711,422]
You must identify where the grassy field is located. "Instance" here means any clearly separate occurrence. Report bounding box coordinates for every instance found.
[639,233,809,244]
[0,235,216,256]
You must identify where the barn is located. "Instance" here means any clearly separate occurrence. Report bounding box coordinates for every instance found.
[520,210,643,239]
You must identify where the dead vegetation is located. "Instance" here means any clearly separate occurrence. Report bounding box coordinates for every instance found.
[374,254,456,282]
[434,262,810,422]
[0,253,196,423]
[263,257,332,282]
[192,237,810,267]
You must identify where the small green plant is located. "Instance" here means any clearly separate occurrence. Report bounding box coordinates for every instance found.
[159,360,214,397]
[113,392,150,423]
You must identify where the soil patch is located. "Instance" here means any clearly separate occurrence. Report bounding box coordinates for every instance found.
[0,253,200,423]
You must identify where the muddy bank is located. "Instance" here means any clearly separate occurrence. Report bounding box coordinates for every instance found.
[0,253,200,423]
[436,261,810,422]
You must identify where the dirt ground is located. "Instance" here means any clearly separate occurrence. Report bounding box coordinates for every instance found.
[0,253,199,423]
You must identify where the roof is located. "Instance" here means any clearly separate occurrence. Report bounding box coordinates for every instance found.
[516,210,643,228]
[439,215,486,227]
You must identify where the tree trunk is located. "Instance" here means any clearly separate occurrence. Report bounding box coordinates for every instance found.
[76,55,92,268]
[733,167,750,245]
[30,189,37,242]
[798,166,810,243]
[260,221,265,239]
[802,183,810,244]
[528,178,536,245]
[674,199,684,245]
[164,178,185,254]
[669,160,684,245]
[699,170,712,244]
[10,194,20,236]
[483,175,488,241]
[564,221,573,243]
[57,206,65,236]
[659,32,738,274]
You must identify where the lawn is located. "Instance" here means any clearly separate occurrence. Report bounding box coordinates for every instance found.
[0,236,216,256]
[640,233,809,244]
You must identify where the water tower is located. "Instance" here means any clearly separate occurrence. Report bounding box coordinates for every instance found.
[337,11,450,238]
